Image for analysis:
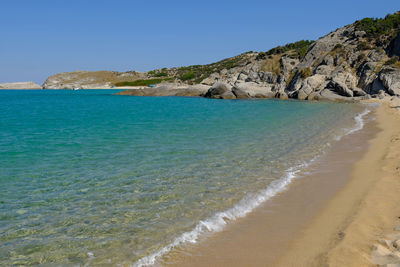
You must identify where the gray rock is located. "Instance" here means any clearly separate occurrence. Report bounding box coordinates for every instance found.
[354,31,367,38]
[0,81,42,89]
[353,88,367,96]
[204,82,235,99]
[370,79,387,95]
[277,91,288,100]
[259,72,277,84]
[332,72,358,89]
[201,72,220,85]
[246,70,260,83]
[319,89,349,101]
[297,89,309,100]
[378,90,386,99]
[321,55,334,66]
[307,91,320,101]
[379,68,400,96]
[237,73,248,81]
[232,82,274,98]
[358,62,378,89]
[327,80,354,97]
[315,65,335,76]
[280,56,300,74]
[232,87,250,99]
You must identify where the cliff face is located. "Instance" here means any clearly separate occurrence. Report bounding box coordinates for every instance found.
[47,12,400,101]
[0,82,42,89]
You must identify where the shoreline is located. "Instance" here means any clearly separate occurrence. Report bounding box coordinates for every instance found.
[135,103,380,266]
[275,99,400,266]
[156,99,400,267]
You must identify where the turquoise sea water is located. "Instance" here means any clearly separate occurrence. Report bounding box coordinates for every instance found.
[0,90,366,266]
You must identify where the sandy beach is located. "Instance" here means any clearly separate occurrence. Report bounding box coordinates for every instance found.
[158,99,400,267]
[275,99,400,267]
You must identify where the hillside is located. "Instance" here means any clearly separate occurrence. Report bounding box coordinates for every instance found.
[44,12,400,101]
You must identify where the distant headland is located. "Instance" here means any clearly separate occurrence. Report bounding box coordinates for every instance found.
[2,11,400,102]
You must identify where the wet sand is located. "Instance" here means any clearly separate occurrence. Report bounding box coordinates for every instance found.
[158,106,382,266]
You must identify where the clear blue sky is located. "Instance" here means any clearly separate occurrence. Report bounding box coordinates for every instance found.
[0,0,399,84]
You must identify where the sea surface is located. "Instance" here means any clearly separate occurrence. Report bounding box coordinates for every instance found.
[0,90,368,266]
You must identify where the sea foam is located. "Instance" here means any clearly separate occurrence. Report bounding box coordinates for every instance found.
[133,106,373,267]
[133,161,312,267]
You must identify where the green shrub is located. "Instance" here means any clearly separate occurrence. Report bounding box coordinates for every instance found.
[114,78,172,87]
[179,72,196,81]
[333,44,343,50]
[299,67,313,79]
[357,41,370,50]
[385,56,400,68]
[263,40,315,59]
[153,72,168,77]
[355,11,400,38]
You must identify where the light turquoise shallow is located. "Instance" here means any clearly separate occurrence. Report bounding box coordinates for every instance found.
[0,90,364,266]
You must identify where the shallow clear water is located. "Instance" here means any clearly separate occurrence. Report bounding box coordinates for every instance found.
[0,90,365,266]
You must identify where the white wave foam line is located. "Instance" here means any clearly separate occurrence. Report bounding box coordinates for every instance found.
[346,109,370,135]
[133,160,314,267]
[335,108,371,141]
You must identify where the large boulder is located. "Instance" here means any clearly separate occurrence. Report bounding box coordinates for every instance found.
[379,68,400,96]
[353,88,367,96]
[204,82,235,99]
[290,74,326,100]
[0,82,42,89]
[259,71,277,84]
[319,89,350,101]
[201,72,220,85]
[331,72,358,90]
[326,80,354,97]
[232,82,275,98]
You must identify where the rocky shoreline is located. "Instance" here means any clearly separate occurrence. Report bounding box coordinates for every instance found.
[48,13,400,102]
[2,12,400,102]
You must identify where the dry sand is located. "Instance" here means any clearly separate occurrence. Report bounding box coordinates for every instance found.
[161,98,400,267]
[276,99,400,267]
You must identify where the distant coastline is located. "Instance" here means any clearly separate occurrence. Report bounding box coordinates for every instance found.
[3,12,399,104]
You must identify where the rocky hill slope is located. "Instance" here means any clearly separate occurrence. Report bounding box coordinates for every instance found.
[46,12,400,101]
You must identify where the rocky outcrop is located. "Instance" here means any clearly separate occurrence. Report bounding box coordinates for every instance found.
[379,67,400,96]
[232,82,275,98]
[204,82,236,99]
[43,12,400,101]
[43,71,145,89]
[0,82,42,89]
[116,84,209,97]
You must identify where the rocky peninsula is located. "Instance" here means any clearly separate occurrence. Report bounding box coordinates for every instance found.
[0,82,42,89]
[41,12,400,102]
